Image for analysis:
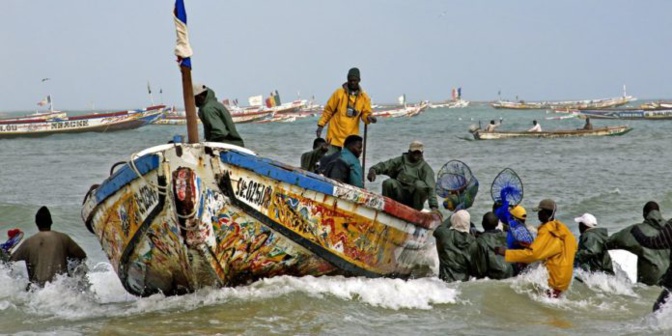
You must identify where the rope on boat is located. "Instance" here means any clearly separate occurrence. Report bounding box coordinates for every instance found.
[128,152,168,196]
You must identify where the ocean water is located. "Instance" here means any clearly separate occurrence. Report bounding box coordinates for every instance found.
[1,105,672,335]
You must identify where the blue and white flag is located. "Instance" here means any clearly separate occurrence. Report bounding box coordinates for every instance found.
[174,0,193,69]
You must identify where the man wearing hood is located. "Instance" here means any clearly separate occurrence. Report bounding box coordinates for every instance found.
[496,199,577,298]
[434,210,476,282]
[316,67,377,155]
[367,141,438,211]
[574,213,614,275]
[606,201,670,286]
[470,212,513,280]
[193,83,245,147]
[630,206,672,312]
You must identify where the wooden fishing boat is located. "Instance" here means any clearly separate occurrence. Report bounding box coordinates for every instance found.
[373,102,429,118]
[81,143,440,296]
[470,125,632,140]
[0,105,165,139]
[429,100,469,109]
[491,93,635,110]
[578,109,672,120]
[0,110,67,123]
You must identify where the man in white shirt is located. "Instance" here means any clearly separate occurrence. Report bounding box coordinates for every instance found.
[528,120,542,132]
[484,120,500,132]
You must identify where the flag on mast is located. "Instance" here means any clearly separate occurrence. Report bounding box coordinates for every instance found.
[147,82,152,95]
[174,0,193,69]
[37,95,50,106]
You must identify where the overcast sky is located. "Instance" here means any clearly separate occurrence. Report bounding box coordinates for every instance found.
[2,0,671,110]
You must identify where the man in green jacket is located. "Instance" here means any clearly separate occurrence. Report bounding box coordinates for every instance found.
[367,141,438,211]
[470,212,513,279]
[434,210,476,282]
[300,138,328,173]
[320,135,364,188]
[194,83,245,147]
[606,202,670,285]
[574,213,614,274]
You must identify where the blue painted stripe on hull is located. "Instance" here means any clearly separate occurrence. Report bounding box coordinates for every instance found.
[95,154,161,203]
[220,151,334,195]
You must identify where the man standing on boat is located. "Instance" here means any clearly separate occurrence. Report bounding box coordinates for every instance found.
[367,141,439,211]
[193,83,245,147]
[10,206,87,288]
[582,117,593,130]
[316,67,377,155]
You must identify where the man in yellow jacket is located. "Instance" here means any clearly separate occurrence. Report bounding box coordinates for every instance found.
[316,67,377,154]
[495,199,577,298]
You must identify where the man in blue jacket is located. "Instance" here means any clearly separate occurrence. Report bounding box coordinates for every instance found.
[320,135,364,188]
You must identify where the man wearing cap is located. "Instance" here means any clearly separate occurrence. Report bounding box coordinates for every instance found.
[495,199,577,298]
[10,206,87,287]
[574,213,614,275]
[606,201,670,286]
[434,210,476,282]
[316,67,377,155]
[367,141,439,211]
[193,83,245,147]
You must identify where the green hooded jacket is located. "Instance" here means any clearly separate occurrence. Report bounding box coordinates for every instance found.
[606,210,670,285]
[434,222,475,282]
[370,153,438,208]
[470,229,514,280]
[576,228,614,274]
[196,88,245,147]
[300,148,326,172]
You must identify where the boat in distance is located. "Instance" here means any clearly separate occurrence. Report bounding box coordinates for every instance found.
[0,105,165,139]
[491,91,635,110]
[578,109,672,120]
[81,142,441,296]
[469,125,632,140]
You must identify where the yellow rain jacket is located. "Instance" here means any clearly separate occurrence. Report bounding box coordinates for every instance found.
[505,219,578,291]
[317,85,373,147]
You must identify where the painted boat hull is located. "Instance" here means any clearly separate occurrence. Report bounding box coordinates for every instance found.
[0,106,165,139]
[578,109,672,120]
[81,143,440,296]
[471,126,632,140]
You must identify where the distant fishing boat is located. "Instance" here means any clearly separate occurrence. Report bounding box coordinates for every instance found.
[373,101,429,118]
[0,105,165,139]
[492,87,636,110]
[578,109,672,120]
[469,125,632,140]
[430,87,470,109]
[0,110,67,123]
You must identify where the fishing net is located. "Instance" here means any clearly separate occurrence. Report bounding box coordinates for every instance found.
[491,168,524,206]
[436,160,479,211]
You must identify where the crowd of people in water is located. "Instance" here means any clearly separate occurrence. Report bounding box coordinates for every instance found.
[2,67,670,316]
